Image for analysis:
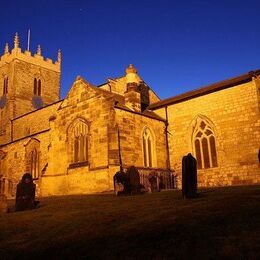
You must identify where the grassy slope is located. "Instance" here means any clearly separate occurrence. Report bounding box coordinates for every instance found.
[0,186,260,259]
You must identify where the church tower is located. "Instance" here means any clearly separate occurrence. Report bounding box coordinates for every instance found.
[0,32,61,144]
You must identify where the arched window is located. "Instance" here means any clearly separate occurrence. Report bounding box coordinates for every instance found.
[30,148,39,179]
[193,120,218,169]
[34,78,37,95]
[25,139,40,179]
[68,119,89,164]
[33,78,41,96]
[3,77,8,95]
[142,127,154,167]
[38,79,41,96]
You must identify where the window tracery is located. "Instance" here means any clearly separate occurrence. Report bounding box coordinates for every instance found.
[193,119,218,169]
[68,119,89,164]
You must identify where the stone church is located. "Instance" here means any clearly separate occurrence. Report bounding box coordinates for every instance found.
[0,33,259,197]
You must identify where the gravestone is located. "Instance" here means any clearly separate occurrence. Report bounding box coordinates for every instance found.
[148,174,158,192]
[114,170,127,196]
[182,153,197,198]
[125,166,141,194]
[114,166,142,195]
[0,194,8,214]
[15,173,37,211]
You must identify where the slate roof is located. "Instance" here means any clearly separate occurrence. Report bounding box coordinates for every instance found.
[148,69,260,110]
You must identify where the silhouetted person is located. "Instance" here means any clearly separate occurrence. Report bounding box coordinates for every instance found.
[182,153,197,198]
[15,173,38,211]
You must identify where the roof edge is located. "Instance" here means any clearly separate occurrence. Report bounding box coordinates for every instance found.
[149,69,260,110]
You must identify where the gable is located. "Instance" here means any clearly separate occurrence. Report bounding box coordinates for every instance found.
[60,76,99,109]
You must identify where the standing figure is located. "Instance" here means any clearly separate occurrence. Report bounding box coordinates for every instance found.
[15,173,37,211]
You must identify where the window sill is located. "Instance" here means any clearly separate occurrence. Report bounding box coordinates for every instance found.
[198,166,218,170]
[68,161,89,169]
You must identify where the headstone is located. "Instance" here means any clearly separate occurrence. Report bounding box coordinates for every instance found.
[114,170,127,196]
[148,174,158,192]
[182,153,197,198]
[125,166,141,194]
[0,194,8,214]
[15,173,37,211]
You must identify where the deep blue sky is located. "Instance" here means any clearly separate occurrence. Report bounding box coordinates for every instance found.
[1,0,259,99]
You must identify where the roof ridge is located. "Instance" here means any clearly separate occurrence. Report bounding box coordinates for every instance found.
[149,69,260,110]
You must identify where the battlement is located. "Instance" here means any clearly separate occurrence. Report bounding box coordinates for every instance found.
[0,33,61,72]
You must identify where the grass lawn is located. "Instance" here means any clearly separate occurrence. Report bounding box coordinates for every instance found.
[1,185,260,259]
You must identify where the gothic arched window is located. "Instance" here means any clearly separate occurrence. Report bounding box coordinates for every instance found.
[30,148,39,179]
[25,139,40,179]
[193,120,218,169]
[38,79,41,96]
[33,78,41,96]
[3,77,8,95]
[142,127,154,167]
[68,119,89,164]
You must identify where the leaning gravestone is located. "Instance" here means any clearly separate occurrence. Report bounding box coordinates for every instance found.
[0,194,8,214]
[125,166,141,194]
[182,153,197,198]
[15,173,37,211]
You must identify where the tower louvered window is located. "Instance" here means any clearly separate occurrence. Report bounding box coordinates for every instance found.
[33,78,41,96]
[3,77,8,95]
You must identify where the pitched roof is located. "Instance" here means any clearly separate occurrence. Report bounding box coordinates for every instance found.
[148,69,260,110]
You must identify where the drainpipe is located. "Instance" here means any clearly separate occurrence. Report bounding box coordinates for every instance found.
[164,106,172,188]
[10,119,13,142]
[165,106,171,170]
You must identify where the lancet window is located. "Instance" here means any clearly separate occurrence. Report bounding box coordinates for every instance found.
[142,127,154,167]
[30,148,39,179]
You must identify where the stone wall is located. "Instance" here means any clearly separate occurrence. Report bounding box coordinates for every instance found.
[114,108,168,169]
[0,130,51,198]
[0,47,61,146]
[12,101,61,141]
[13,59,60,117]
[41,78,116,195]
[155,79,260,187]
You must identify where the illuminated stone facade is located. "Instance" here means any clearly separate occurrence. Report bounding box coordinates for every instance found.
[0,33,259,197]
[150,72,260,187]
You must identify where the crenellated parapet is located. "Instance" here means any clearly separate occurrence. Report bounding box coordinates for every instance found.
[0,32,61,72]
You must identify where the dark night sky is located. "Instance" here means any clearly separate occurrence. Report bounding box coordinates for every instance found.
[1,0,259,99]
